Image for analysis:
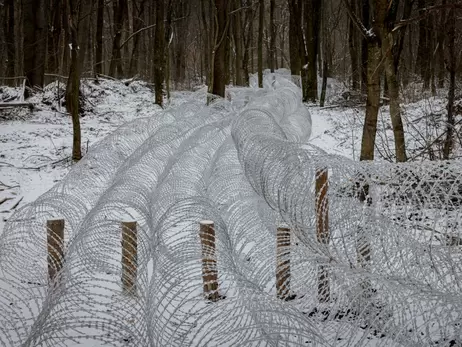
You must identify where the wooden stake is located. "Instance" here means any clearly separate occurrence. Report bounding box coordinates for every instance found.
[47,219,65,284]
[316,168,330,303]
[121,221,137,294]
[276,226,292,300]
[200,221,220,302]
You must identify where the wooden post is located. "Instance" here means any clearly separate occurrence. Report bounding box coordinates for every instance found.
[47,219,65,284]
[121,221,137,294]
[316,168,330,303]
[276,226,292,300]
[200,220,220,302]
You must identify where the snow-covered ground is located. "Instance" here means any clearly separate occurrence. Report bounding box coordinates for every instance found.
[0,79,164,234]
[0,75,461,347]
[2,77,458,236]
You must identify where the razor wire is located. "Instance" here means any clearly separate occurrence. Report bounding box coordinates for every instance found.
[0,71,461,346]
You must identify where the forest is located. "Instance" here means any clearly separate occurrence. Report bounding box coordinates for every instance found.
[1,0,461,163]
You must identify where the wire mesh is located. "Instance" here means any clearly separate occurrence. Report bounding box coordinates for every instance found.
[0,71,461,346]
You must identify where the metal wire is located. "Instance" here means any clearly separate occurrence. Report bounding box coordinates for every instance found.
[1,71,461,346]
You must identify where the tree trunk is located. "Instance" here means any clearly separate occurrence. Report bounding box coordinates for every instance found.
[348,0,360,91]
[234,0,243,85]
[128,0,148,76]
[77,0,92,74]
[437,0,447,88]
[23,0,47,94]
[258,0,264,87]
[4,0,15,80]
[165,0,173,99]
[417,0,431,89]
[212,0,228,97]
[154,0,166,106]
[242,3,255,86]
[269,0,276,73]
[360,0,369,94]
[95,0,104,75]
[381,0,407,162]
[64,0,82,162]
[303,0,321,102]
[201,0,211,85]
[360,39,381,161]
[109,0,127,78]
[288,0,301,76]
[383,34,407,162]
[173,0,187,88]
[443,2,455,159]
[393,0,413,74]
[320,60,328,107]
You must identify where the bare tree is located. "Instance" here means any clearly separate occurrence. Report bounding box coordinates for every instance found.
[303,0,321,102]
[443,0,456,159]
[64,0,82,161]
[95,0,105,75]
[360,0,369,94]
[109,0,128,78]
[233,0,244,85]
[348,0,360,90]
[258,0,264,87]
[4,0,15,80]
[23,0,47,95]
[287,0,302,76]
[269,0,276,72]
[154,0,166,106]
[211,0,229,97]
[380,0,407,162]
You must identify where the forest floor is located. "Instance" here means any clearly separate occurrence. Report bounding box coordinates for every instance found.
[0,76,461,347]
[0,77,459,236]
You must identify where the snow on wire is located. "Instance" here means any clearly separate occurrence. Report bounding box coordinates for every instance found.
[1,71,461,346]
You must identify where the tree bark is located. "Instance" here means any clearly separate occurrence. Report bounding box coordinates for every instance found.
[303,0,321,102]
[129,0,148,76]
[154,0,166,106]
[233,0,243,85]
[95,0,104,75]
[109,0,127,78]
[417,0,431,89]
[173,0,188,88]
[393,0,413,74]
[242,2,255,86]
[437,0,447,88]
[288,0,302,76]
[4,0,15,80]
[64,0,82,162]
[348,0,360,91]
[443,1,455,159]
[360,39,381,161]
[269,0,276,73]
[23,0,47,94]
[212,0,229,97]
[258,0,264,87]
[360,0,369,94]
[381,0,407,162]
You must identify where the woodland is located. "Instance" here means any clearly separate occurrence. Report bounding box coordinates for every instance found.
[0,0,461,163]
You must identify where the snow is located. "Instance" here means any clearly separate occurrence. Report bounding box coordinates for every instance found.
[0,79,162,235]
[0,73,461,346]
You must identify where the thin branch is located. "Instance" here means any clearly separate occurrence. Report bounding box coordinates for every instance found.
[120,23,157,49]
[393,2,462,30]
[341,0,372,40]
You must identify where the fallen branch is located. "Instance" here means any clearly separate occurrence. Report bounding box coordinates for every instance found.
[10,197,23,210]
[0,102,34,109]
[0,197,13,206]
[0,181,19,189]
